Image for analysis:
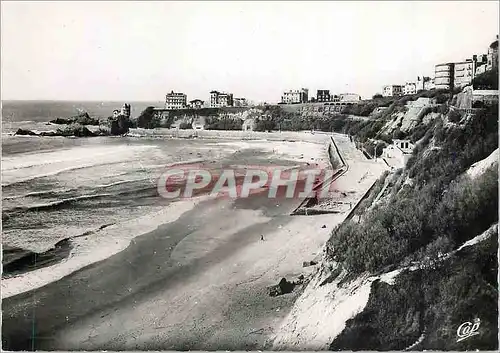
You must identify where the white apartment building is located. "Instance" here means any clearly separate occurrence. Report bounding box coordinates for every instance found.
[382,85,403,97]
[210,91,234,107]
[281,88,309,104]
[403,82,417,95]
[454,60,475,88]
[189,99,204,109]
[435,63,454,90]
[165,91,187,110]
[339,93,361,102]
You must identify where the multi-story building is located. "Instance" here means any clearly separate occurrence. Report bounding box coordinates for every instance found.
[165,91,187,110]
[403,82,417,95]
[382,85,403,97]
[218,93,233,107]
[486,36,498,71]
[210,91,234,107]
[453,60,475,88]
[233,97,248,107]
[281,88,309,104]
[424,77,435,90]
[189,99,204,109]
[435,63,454,90]
[415,76,434,91]
[316,90,331,102]
[474,54,488,76]
[331,94,341,102]
[339,93,361,102]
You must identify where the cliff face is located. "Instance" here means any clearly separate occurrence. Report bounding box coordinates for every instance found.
[272,98,499,351]
[152,107,265,129]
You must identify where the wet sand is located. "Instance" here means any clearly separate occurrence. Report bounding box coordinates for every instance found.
[2,193,303,350]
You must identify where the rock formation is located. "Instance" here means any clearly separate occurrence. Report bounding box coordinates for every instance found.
[50,112,100,125]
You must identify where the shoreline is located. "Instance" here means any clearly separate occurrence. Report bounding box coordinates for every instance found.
[1,196,211,299]
[2,132,331,298]
[2,132,388,350]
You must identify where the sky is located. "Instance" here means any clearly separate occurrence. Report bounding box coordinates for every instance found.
[1,1,498,103]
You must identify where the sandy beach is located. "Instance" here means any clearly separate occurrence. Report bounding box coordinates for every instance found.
[2,131,387,350]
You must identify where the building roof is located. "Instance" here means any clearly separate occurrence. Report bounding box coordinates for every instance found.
[166,91,186,96]
[490,40,498,49]
[190,99,203,103]
[435,62,454,67]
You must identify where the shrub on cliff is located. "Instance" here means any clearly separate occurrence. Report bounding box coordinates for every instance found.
[342,102,377,116]
[328,104,499,275]
[330,233,498,351]
[206,117,243,130]
[447,109,462,123]
[328,165,498,275]
[254,117,277,132]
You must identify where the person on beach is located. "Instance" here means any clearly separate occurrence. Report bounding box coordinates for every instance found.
[261,234,265,241]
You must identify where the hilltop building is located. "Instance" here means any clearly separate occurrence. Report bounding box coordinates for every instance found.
[403,82,417,95]
[210,91,234,107]
[281,88,309,104]
[339,93,361,102]
[382,85,403,97]
[474,54,489,75]
[453,59,475,88]
[434,63,455,90]
[434,36,498,90]
[315,91,360,103]
[412,76,435,92]
[316,90,331,102]
[486,36,498,71]
[420,76,435,90]
[165,91,187,110]
[189,99,204,109]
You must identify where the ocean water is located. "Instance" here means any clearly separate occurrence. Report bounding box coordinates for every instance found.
[1,101,324,281]
[2,100,163,123]
[1,101,241,268]
[2,134,235,255]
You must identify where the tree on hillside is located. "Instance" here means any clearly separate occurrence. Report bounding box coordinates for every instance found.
[472,68,499,90]
[373,93,383,99]
[254,116,276,132]
[136,106,157,129]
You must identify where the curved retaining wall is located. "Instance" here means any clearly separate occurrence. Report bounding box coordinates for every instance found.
[291,135,348,215]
